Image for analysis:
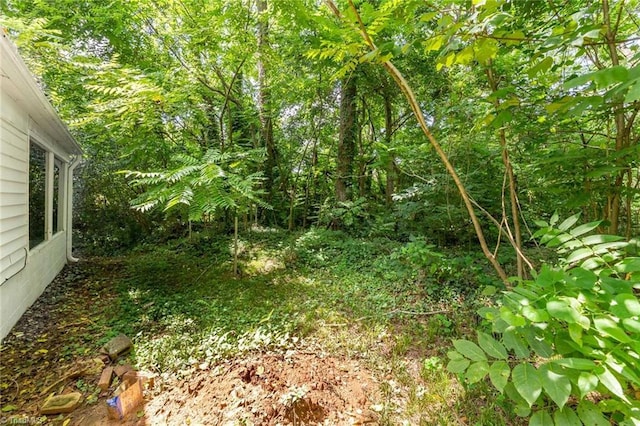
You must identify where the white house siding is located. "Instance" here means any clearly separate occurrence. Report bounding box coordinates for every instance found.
[0,90,29,286]
[0,36,81,340]
[0,233,66,338]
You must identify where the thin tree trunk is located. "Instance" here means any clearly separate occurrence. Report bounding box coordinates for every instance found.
[383,89,395,206]
[257,0,277,201]
[329,0,508,282]
[233,214,239,277]
[486,65,525,279]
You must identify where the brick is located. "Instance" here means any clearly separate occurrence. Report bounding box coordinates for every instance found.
[98,366,114,391]
[40,392,82,415]
[114,364,134,378]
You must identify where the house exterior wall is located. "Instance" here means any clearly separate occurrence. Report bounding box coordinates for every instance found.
[0,35,81,340]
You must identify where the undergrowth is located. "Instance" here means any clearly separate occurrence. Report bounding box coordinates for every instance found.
[99,227,518,424]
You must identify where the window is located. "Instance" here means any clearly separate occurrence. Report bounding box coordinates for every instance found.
[29,142,46,248]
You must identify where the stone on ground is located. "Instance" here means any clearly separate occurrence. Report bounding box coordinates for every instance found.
[40,392,83,414]
[102,334,133,360]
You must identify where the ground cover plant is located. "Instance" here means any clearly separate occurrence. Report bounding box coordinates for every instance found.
[0,229,525,425]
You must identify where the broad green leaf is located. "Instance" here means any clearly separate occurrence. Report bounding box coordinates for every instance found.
[596,367,628,402]
[553,407,582,426]
[539,365,571,409]
[581,234,624,245]
[568,323,583,346]
[600,276,633,295]
[477,331,508,360]
[611,294,640,319]
[489,361,510,393]
[626,80,640,103]
[567,268,598,290]
[524,330,554,358]
[576,401,610,426]
[569,221,601,237]
[558,213,580,231]
[529,410,554,426]
[447,358,470,374]
[593,317,631,343]
[527,57,553,78]
[547,299,581,323]
[447,350,464,360]
[622,318,640,333]
[552,358,597,370]
[466,361,490,384]
[500,307,527,327]
[503,328,530,358]
[605,352,640,384]
[453,340,487,362]
[615,258,640,274]
[577,372,599,398]
[512,364,542,407]
[522,306,549,322]
[566,247,595,264]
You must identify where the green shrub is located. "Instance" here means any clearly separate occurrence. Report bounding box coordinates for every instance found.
[447,214,640,425]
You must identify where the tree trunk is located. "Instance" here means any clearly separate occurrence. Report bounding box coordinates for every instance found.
[335,76,357,203]
[486,65,525,279]
[383,89,395,206]
[257,0,277,201]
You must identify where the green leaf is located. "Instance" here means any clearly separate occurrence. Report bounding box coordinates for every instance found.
[552,358,597,370]
[622,318,640,333]
[1,405,17,412]
[477,331,508,360]
[553,407,582,426]
[453,340,487,362]
[576,401,610,426]
[527,57,553,78]
[593,317,631,343]
[529,410,554,426]
[577,372,599,398]
[466,361,490,384]
[489,361,510,393]
[558,213,580,231]
[569,221,601,237]
[596,367,628,402]
[610,294,640,318]
[547,298,581,323]
[512,364,542,407]
[522,306,549,322]
[524,329,554,358]
[625,80,640,103]
[503,327,530,358]
[539,365,571,409]
[500,307,527,327]
[447,358,470,374]
[565,247,595,264]
[447,350,464,360]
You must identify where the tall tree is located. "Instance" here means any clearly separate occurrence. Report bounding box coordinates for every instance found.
[335,76,358,203]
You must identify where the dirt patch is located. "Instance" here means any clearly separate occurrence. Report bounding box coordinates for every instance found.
[72,351,381,425]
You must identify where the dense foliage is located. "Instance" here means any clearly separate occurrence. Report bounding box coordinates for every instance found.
[1,0,639,424]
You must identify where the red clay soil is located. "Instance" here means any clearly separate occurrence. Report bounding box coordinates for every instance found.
[72,351,381,425]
